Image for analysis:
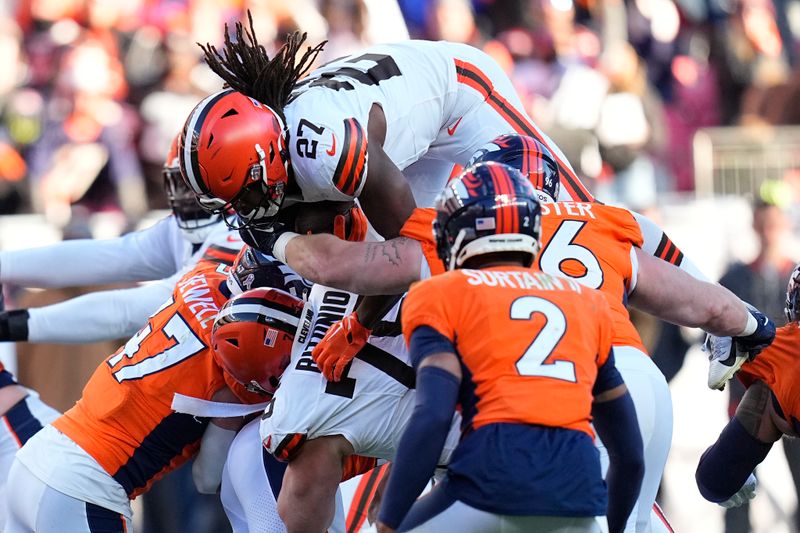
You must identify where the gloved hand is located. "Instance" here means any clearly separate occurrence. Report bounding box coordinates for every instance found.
[734,308,775,360]
[312,311,371,381]
[333,206,368,242]
[239,224,292,254]
[0,309,30,342]
[719,473,757,509]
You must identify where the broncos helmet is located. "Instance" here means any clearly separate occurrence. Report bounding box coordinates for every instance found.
[227,245,312,299]
[434,161,543,271]
[212,287,304,396]
[786,263,800,323]
[163,133,222,244]
[467,134,560,203]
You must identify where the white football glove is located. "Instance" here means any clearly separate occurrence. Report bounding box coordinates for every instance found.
[704,334,745,390]
[719,473,757,508]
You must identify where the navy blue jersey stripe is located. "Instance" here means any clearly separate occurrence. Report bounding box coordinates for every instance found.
[4,396,43,446]
[85,502,126,533]
[111,412,208,496]
[0,369,17,388]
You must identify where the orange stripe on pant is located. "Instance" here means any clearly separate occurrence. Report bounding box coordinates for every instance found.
[345,463,390,533]
[454,59,593,203]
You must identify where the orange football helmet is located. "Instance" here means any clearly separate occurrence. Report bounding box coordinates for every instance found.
[212,287,305,396]
[180,89,290,229]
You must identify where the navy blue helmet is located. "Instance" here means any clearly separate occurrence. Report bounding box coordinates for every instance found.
[467,133,560,203]
[434,161,542,270]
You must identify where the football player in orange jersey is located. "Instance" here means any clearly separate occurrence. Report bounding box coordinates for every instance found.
[266,142,773,533]
[2,258,284,533]
[0,302,59,531]
[696,263,800,508]
[376,163,643,533]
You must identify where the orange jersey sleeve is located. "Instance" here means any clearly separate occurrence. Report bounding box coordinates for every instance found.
[537,202,645,352]
[399,208,445,277]
[53,261,240,499]
[402,266,614,437]
[739,324,800,422]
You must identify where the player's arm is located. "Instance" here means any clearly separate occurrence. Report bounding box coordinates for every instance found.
[275,234,423,295]
[378,326,461,531]
[359,106,417,239]
[630,249,775,350]
[192,386,246,494]
[0,279,175,343]
[278,434,354,533]
[696,380,783,507]
[591,352,645,533]
[0,216,185,288]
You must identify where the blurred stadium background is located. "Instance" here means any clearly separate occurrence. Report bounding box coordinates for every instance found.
[1,0,800,531]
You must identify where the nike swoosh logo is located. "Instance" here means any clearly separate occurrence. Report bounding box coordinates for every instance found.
[326,133,336,156]
[447,117,463,136]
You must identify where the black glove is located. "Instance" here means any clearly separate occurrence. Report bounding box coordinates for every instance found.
[734,308,775,360]
[239,224,292,254]
[0,309,30,342]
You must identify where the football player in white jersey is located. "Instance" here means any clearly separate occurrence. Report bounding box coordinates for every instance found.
[0,136,241,530]
[178,15,594,252]
[0,135,240,344]
[209,281,460,533]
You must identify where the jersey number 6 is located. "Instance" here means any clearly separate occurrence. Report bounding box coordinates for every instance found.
[538,220,603,289]
[511,296,576,382]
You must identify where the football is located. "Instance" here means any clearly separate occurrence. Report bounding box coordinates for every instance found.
[293,200,354,235]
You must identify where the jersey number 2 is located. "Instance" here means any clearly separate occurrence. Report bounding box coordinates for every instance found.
[511,296,576,382]
[107,312,206,383]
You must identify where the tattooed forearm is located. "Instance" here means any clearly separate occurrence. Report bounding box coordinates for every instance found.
[363,238,408,267]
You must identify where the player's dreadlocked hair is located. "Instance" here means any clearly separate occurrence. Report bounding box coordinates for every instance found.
[200,11,326,123]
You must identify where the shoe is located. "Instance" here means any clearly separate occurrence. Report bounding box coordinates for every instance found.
[704,334,747,390]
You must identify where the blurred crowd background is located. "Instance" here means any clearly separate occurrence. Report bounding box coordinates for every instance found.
[2,0,800,223]
[2,0,800,532]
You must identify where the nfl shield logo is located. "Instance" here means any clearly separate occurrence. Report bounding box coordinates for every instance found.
[264,328,278,347]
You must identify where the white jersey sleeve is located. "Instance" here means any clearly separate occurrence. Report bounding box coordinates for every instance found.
[19,223,239,345]
[286,103,370,203]
[26,281,175,343]
[631,210,709,282]
[260,285,417,462]
[0,216,189,288]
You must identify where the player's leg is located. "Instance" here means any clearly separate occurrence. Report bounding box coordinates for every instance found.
[597,346,673,533]
[0,388,60,530]
[5,459,132,533]
[399,485,601,533]
[220,419,286,533]
[438,42,592,202]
